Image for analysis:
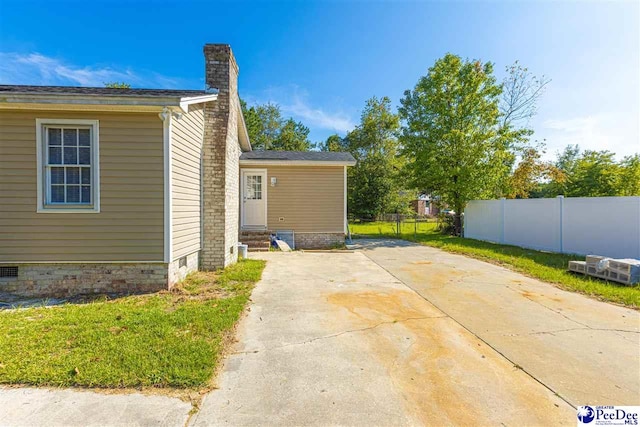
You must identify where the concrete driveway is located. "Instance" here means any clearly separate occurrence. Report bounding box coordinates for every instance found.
[355,239,640,407]
[3,239,636,426]
[191,238,639,426]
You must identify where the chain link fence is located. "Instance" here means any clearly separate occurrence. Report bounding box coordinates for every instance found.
[347,213,443,239]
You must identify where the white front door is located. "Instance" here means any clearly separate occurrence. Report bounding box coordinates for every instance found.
[241,170,267,229]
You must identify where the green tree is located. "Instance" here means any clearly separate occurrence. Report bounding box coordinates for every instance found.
[619,154,640,196]
[104,82,131,88]
[346,96,406,219]
[537,146,639,197]
[399,54,508,235]
[505,146,564,198]
[240,101,281,150]
[319,134,347,152]
[272,118,313,151]
[566,150,621,197]
[240,100,313,151]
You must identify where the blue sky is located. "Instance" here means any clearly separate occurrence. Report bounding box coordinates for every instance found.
[1,0,638,159]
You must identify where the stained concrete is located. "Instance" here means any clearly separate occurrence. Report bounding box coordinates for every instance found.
[191,249,575,426]
[0,388,191,426]
[354,239,640,407]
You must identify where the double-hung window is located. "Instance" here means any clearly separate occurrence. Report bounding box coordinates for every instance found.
[36,119,100,213]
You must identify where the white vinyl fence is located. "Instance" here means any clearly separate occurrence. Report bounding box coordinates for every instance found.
[464,196,640,259]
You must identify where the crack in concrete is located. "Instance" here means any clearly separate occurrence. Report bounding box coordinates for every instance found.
[503,285,639,342]
[503,284,593,328]
[232,315,449,355]
[358,248,579,410]
[501,327,640,337]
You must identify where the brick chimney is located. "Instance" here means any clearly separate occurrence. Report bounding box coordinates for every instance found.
[201,44,241,269]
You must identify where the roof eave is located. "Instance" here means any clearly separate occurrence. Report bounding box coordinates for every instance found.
[179,94,218,112]
[237,102,252,152]
[0,93,218,112]
[239,159,356,167]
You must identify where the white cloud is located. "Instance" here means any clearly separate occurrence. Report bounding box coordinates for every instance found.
[281,94,355,133]
[246,86,355,134]
[0,52,192,89]
[536,113,639,160]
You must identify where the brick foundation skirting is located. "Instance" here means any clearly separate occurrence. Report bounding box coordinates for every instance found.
[0,263,169,298]
[295,233,345,249]
[168,251,200,286]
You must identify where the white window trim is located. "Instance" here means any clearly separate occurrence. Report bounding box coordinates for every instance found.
[36,118,100,213]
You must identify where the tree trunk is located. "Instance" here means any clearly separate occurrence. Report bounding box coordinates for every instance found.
[454,213,462,237]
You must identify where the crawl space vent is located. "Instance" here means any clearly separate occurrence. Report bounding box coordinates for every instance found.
[0,266,18,278]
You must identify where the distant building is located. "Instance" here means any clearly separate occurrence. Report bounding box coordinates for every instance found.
[411,194,440,217]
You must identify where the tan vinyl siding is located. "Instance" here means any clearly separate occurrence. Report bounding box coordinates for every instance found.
[0,110,164,262]
[241,165,345,233]
[171,104,204,260]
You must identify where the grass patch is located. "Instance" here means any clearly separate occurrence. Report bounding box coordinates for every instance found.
[351,221,640,308]
[0,259,266,389]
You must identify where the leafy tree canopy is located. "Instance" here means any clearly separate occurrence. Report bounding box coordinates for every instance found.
[341,96,410,219]
[533,145,640,197]
[104,82,131,88]
[240,99,313,151]
[505,146,564,198]
[319,134,348,152]
[399,54,509,233]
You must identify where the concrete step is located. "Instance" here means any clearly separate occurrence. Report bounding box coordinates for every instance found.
[240,235,271,240]
[240,240,270,246]
[248,247,270,252]
[240,230,272,235]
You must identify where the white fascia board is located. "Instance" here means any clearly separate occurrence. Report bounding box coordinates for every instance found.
[1,93,187,108]
[239,160,356,167]
[237,103,252,152]
[179,94,218,112]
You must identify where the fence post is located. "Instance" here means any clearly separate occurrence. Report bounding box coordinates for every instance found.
[500,197,506,244]
[557,195,564,253]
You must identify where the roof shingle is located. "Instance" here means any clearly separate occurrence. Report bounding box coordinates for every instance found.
[240,150,355,163]
[0,85,210,98]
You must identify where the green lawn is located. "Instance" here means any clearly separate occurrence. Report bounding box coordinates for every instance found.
[0,259,266,389]
[350,221,640,308]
